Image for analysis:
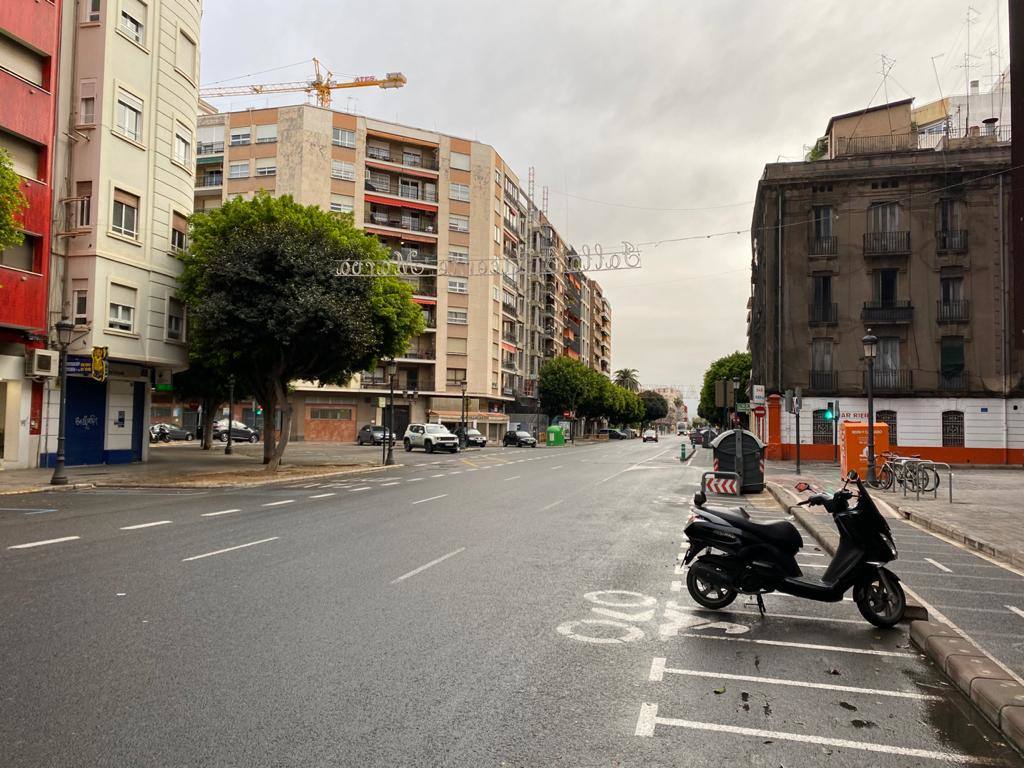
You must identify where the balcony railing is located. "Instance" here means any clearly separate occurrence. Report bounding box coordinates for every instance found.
[360,377,389,389]
[808,303,838,325]
[367,212,437,234]
[60,196,91,233]
[834,133,919,157]
[862,300,913,324]
[502,301,519,317]
[809,235,837,256]
[939,369,969,391]
[936,229,968,253]
[365,179,438,203]
[398,349,436,360]
[502,333,518,344]
[196,174,223,188]
[365,145,439,171]
[937,300,970,323]
[863,231,910,256]
[395,249,438,267]
[399,278,437,297]
[866,368,913,393]
[422,314,437,329]
[197,141,224,156]
[808,370,837,392]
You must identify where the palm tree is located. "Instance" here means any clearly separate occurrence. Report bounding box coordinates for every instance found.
[613,368,640,392]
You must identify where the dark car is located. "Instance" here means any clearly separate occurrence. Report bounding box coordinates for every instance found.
[151,422,193,441]
[598,428,626,440]
[357,424,395,446]
[457,427,487,448]
[503,430,537,447]
[213,419,260,443]
[690,429,702,446]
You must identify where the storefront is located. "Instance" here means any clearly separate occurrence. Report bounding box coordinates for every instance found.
[0,350,42,470]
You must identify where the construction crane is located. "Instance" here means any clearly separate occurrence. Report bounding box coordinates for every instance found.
[200,58,406,108]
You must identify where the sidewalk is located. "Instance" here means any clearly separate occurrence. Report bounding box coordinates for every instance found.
[767,460,1024,569]
[0,442,383,495]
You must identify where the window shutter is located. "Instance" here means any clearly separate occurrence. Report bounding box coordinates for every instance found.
[113,188,138,206]
[110,282,136,307]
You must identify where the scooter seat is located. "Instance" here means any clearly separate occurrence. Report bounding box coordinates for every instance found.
[712,510,804,554]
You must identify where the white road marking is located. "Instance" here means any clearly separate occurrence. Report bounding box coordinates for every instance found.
[262,499,295,507]
[550,465,563,470]
[677,633,915,657]
[390,547,466,584]
[504,476,521,481]
[412,494,448,505]
[0,507,57,514]
[633,704,992,763]
[796,562,827,569]
[924,557,953,573]
[182,537,279,562]
[407,477,424,482]
[8,536,81,550]
[382,482,401,487]
[431,474,445,478]
[647,659,940,700]
[466,468,478,472]
[670,580,682,592]
[1006,605,1024,620]
[669,603,866,626]
[302,483,320,488]
[350,487,371,492]
[120,520,172,530]
[309,493,335,499]
[540,500,563,511]
[448,471,462,475]
[201,508,241,517]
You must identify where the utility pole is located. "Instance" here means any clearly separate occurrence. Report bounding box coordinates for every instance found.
[1011,0,1024,348]
[794,387,802,475]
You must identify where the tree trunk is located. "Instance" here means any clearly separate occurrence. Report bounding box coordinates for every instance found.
[200,398,218,450]
[267,377,292,471]
[261,387,277,465]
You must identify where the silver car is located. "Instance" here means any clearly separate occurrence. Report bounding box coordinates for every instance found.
[403,423,460,453]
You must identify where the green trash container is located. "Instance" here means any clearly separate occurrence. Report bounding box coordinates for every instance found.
[546,425,565,446]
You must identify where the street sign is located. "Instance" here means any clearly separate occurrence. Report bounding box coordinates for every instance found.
[753,405,767,417]
[90,346,108,383]
[737,402,751,413]
[752,384,765,404]
[66,356,92,377]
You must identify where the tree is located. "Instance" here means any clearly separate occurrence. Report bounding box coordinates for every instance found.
[698,351,752,426]
[613,368,640,392]
[0,149,28,251]
[639,390,669,425]
[172,363,235,450]
[538,356,591,419]
[179,193,423,470]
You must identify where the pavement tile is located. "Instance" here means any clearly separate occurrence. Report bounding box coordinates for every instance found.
[946,653,1012,696]
[970,679,1024,727]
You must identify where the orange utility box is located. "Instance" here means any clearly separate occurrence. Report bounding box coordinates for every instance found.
[839,422,890,479]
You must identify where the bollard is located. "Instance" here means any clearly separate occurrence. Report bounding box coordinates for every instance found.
[949,471,953,504]
[680,444,687,462]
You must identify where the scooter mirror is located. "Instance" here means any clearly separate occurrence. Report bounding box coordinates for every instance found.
[794,481,810,492]
[693,491,706,509]
[847,469,859,481]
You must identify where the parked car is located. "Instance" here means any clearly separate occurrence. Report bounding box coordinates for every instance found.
[404,423,460,453]
[642,428,659,443]
[153,423,193,441]
[456,427,487,448]
[690,429,702,446]
[622,427,638,439]
[597,428,627,440]
[213,419,260,443]
[503,430,537,447]
[357,424,395,446]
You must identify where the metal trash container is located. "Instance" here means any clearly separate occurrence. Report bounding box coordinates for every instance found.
[710,429,765,493]
[700,428,717,448]
[546,425,565,446]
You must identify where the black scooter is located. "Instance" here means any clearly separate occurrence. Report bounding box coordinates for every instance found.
[682,473,905,628]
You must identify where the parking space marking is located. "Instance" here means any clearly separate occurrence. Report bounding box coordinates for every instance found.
[182,537,279,562]
[1006,605,1024,620]
[670,580,682,592]
[412,494,448,505]
[201,508,241,517]
[120,520,172,530]
[390,547,465,584]
[350,487,371,492]
[8,536,81,550]
[262,500,295,507]
[431,474,445,478]
[670,603,865,626]
[407,477,424,482]
[309,493,335,499]
[924,557,953,573]
[678,633,915,657]
[633,704,991,763]
[540,500,563,511]
[647,658,941,700]
[382,482,401,487]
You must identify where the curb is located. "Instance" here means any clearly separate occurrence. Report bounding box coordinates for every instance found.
[764,482,927,622]
[0,481,96,496]
[910,619,1024,758]
[887,501,1024,571]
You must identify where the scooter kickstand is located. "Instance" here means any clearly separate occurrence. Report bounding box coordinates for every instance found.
[755,594,766,616]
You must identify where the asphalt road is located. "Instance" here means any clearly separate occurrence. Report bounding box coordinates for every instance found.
[0,439,1019,767]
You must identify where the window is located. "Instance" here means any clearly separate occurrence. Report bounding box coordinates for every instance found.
[812,274,831,307]
[876,410,897,446]
[446,368,467,386]
[867,202,900,232]
[938,199,962,232]
[812,205,832,239]
[448,337,467,355]
[449,215,469,232]
[115,89,143,142]
[175,31,196,79]
[332,128,355,148]
[0,235,36,271]
[941,410,964,447]
[494,225,501,243]
[331,160,355,180]
[166,297,184,341]
[399,177,421,200]
[75,181,92,226]
[330,194,354,213]
[0,130,40,179]
[119,10,144,45]
[173,125,191,166]
[111,189,139,238]
[873,269,898,305]
[80,97,96,126]
[941,336,965,377]
[402,148,421,166]
[811,410,833,444]
[940,275,963,303]
[255,124,277,144]
[877,336,900,371]
[448,246,469,264]
[492,286,500,301]
[255,158,276,177]
[87,0,101,22]
[228,160,249,179]
[448,278,468,294]
[495,170,502,184]
[450,152,470,171]
[447,309,468,325]
[366,170,389,192]
[108,283,136,332]
[450,183,470,202]
[72,282,88,325]
[309,407,353,420]
[230,127,251,146]
[811,338,832,372]
[170,211,188,252]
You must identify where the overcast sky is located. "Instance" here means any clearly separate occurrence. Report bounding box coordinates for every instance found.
[199,0,1008,408]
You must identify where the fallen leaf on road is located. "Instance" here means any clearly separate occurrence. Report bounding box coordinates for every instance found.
[827,668,841,676]
[839,701,857,711]
[714,686,726,694]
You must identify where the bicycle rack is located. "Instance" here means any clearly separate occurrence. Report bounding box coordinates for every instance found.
[914,461,953,504]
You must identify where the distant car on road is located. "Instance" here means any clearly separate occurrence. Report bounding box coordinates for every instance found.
[404,423,460,453]
[597,428,627,440]
[503,430,537,447]
[356,424,395,446]
[622,428,639,439]
[690,429,702,446]
[151,422,193,441]
[213,419,259,443]
[642,428,659,443]
[457,427,487,448]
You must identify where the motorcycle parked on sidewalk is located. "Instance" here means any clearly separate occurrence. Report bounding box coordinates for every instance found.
[149,424,172,444]
[682,472,905,628]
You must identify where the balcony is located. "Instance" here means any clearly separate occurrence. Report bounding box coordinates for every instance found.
[863,231,910,256]
[59,196,91,234]
[421,312,437,330]
[865,368,913,393]
[366,210,437,235]
[397,346,436,362]
[937,300,970,323]
[808,370,837,392]
[502,386,515,396]
[197,141,224,156]
[365,144,439,171]
[398,276,437,297]
[808,302,838,326]
[195,173,223,190]
[364,178,437,203]
[938,369,969,392]
[809,235,838,256]
[834,132,919,157]
[936,229,968,253]
[502,332,518,345]
[861,300,913,324]
[502,301,519,318]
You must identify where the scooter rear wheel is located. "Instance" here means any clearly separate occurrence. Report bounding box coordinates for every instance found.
[854,574,906,628]
[686,567,737,609]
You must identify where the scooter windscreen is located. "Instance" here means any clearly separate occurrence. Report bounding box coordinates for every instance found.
[851,477,893,535]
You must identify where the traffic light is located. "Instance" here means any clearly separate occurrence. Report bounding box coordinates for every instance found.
[825,402,835,421]
[255,407,263,416]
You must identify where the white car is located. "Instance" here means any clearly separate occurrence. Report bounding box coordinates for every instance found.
[403,423,460,453]
[642,429,659,443]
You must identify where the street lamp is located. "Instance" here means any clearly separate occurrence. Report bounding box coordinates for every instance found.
[50,319,75,485]
[862,331,878,485]
[224,375,236,455]
[385,360,397,465]
[459,379,468,448]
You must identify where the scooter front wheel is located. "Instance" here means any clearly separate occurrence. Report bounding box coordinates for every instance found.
[686,567,737,609]
[854,574,906,628]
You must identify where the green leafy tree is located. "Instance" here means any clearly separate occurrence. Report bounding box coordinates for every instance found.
[698,351,752,427]
[178,193,423,469]
[577,367,613,422]
[639,390,669,425]
[613,368,640,392]
[539,356,591,419]
[0,149,28,251]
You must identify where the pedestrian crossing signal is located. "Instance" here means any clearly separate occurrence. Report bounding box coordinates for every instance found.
[825,401,835,421]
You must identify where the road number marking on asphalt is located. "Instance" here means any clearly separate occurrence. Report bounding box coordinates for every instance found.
[120,520,173,530]
[584,591,658,608]
[390,547,465,583]
[8,535,81,550]
[201,509,241,517]
[924,557,953,573]
[181,537,279,562]
[412,494,448,505]
[557,619,645,644]
[262,500,295,507]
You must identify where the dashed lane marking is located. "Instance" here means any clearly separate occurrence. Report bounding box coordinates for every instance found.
[201,509,241,517]
[350,487,371,492]
[407,477,424,482]
[540,500,563,511]
[382,482,401,486]
[503,476,521,481]
[120,520,172,530]
[181,537,279,562]
[924,557,953,573]
[412,494,448,505]
[390,547,466,584]
[8,536,81,550]
[262,499,295,507]
[309,493,335,499]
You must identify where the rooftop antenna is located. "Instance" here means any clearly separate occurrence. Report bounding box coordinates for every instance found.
[956,5,982,131]
[542,186,549,217]
[879,54,896,135]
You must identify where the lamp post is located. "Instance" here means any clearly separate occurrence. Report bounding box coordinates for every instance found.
[385,360,397,465]
[50,319,75,485]
[460,379,468,448]
[862,331,878,484]
[224,375,235,455]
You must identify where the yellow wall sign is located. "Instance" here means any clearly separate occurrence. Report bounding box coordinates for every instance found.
[90,346,109,383]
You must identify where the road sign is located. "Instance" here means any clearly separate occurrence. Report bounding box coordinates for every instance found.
[737,402,751,413]
[753,405,767,417]
[706,477,738,495]
[752,384,765,404]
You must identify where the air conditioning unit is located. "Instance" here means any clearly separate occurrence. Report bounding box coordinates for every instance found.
[27,349,59,377]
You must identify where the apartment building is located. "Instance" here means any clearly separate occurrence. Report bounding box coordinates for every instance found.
[749,98,1024,464]
[0,1,62,469]
[588,278,612,376]
[37,0,201,466]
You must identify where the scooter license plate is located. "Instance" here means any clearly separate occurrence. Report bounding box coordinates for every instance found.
[682,545,700,565]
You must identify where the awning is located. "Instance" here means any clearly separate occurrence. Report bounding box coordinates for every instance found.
[412,296,437,306]
[365,227,437,244]
[500,341,517,353]
[364,193,437,213]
